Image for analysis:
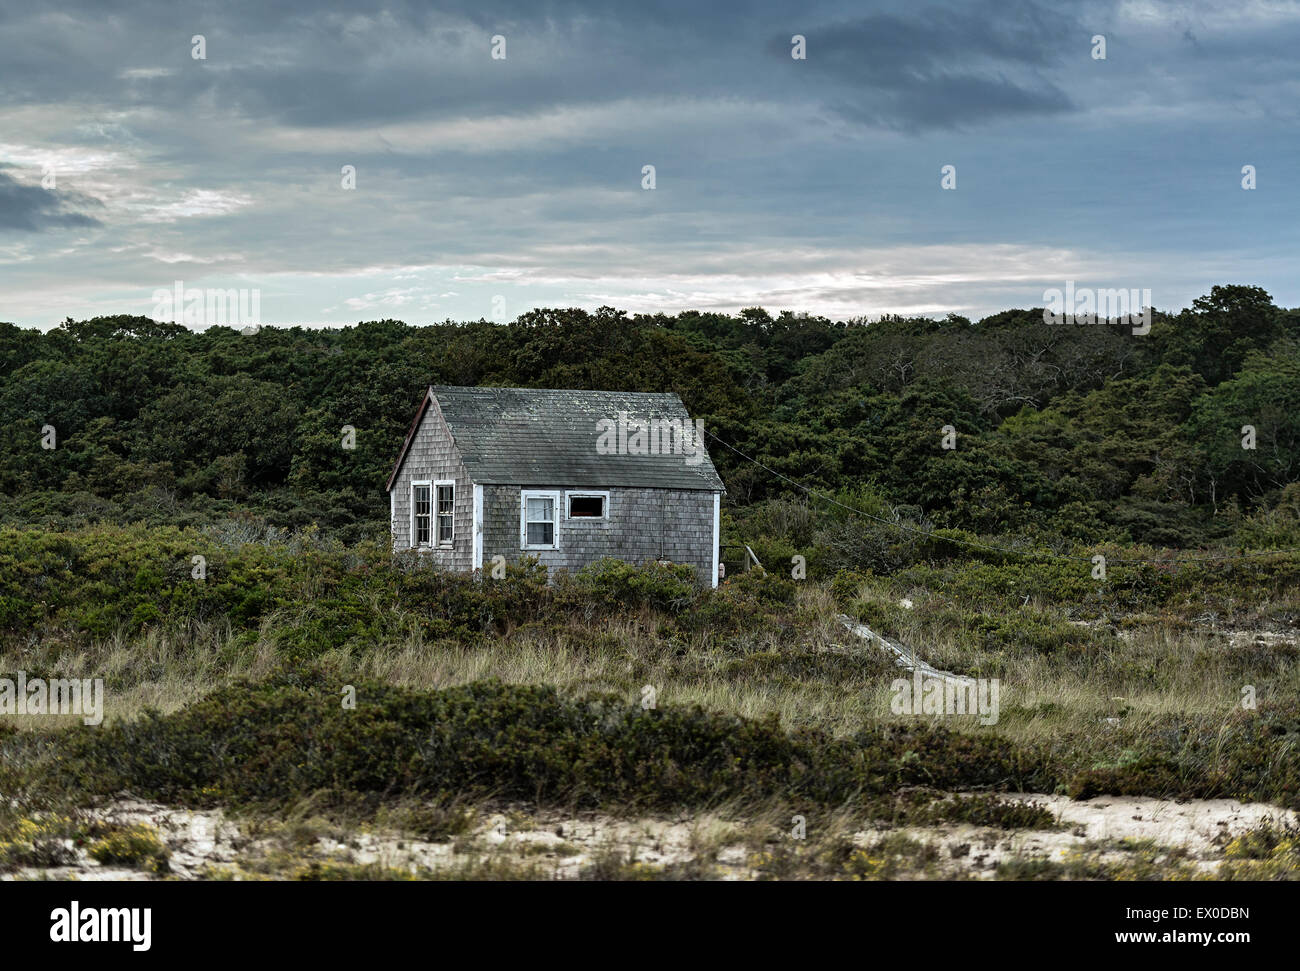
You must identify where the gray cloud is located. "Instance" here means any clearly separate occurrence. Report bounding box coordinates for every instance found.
[1,0,1299,327]
[0,0,1086,132]
[774,4,1079,130]
[0,170,101,232]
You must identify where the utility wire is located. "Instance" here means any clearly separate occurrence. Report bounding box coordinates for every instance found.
[703,428,1300,567]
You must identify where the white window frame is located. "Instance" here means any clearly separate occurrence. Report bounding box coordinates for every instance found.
[712,491,720,589]
[410,479,432,548]
[520,490,561,550]
[564,489,610,521]
[434,479,456,547]
[472,484,484,570]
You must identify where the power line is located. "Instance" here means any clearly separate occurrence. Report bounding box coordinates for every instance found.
[703,428,1300,567]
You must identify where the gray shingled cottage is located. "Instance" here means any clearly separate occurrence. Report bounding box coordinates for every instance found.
[385,386,726,586]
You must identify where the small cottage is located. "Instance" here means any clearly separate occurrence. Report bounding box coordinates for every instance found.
[385,386,726,586]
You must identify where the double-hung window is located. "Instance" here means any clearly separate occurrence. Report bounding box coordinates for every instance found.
[412,480,454,548]
[411,481,432,547]
[435,481,455,545]
[521,490,560,549]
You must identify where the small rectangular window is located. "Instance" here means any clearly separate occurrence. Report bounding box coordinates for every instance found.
[436,483,454,545]
[568,494,606,518]
[412,484,431,546]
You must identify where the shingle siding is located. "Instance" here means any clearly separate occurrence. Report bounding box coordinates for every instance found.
[481,484,717,580]
[389,398,474,572]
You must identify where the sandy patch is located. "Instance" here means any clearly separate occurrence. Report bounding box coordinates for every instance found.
[5,792,1293,881]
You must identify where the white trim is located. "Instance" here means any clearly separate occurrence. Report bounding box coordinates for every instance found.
[472,484,484,571]
[711,492,720,589]
[564,489,610,520]
[520,489,561,550]
[410,479,432,549]
[433,478,456,547]
[389,489,396,549]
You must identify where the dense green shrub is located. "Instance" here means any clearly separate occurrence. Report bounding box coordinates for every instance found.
[0,527,738,649]
[53,672,1057,811]
[722,568,799,606]
[1068,754,1188,800]
[566,558,699,613]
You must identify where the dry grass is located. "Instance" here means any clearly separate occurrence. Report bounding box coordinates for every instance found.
[4,576,1296,763]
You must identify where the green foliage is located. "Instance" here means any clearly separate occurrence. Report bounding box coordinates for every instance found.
[722,568,799,606]
[1234,483,1300,548]
[1,525,836,662]
[567,558,699,613]
[1068,753,1187,800]
[1189,345,1300,498]
[53,673,1056,811]
[3,288,1297,547]
[1151,285,1286,386]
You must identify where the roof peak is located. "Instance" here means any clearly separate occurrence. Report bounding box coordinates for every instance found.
[430,385,683,398]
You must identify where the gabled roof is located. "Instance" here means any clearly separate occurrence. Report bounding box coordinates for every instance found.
[386,386,725,493]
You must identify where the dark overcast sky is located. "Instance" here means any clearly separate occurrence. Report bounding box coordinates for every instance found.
[1,0,1297,328]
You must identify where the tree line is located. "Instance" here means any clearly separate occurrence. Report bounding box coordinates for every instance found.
[2,285,1297,549]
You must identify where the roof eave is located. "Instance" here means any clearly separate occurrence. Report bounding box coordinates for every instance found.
[384,387,434,493]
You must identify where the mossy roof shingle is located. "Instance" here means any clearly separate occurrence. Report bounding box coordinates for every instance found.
[387,385,725,492]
